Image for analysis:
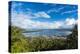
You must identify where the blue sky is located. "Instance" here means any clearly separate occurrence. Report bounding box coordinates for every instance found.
[9,1,78,29]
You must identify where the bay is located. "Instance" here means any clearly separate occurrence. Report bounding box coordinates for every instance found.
[22,29,72,37]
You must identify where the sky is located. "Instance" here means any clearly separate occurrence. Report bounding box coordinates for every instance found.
[9,1,78,29]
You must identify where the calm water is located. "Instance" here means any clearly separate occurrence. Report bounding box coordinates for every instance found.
[22,29,72,37]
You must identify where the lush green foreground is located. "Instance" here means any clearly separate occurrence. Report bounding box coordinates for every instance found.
[9,25,78,53]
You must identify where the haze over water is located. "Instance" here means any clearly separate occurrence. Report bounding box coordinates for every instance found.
[22,29,72,37]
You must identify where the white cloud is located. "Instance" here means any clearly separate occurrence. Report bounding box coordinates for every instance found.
[11,11,77,29]
[65,18,76,25]
[47,9,56,13]
[11,2,51,19]
[11,2,23,11]
[11,12,60,29]
[47,7,64,13]
[12,10,51,19]
[26,8,32,11]
[60,18,77,29]
[61,10,77,15]
[11,11,51,29]
[54,21,63,27]
[34,11,51,18]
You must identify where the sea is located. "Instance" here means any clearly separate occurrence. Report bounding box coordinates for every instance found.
[22,29,72,38]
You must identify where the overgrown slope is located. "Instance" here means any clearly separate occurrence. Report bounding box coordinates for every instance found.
[10,25,78,53]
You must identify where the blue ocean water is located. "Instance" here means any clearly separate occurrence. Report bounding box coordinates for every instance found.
[22,29,72,37]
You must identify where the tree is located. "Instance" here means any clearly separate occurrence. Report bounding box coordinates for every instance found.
[10,26,30,53]
[67,24,78,49]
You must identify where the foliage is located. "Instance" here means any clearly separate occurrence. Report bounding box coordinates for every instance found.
[10,25,78,53]
[67,25,78,49]
[10,26,30,53]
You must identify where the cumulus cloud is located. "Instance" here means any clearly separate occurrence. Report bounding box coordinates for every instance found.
[11,11,77,29]
[11,11,51,29]
[60,18,77,29]
[11,12,60,29]
[11,2,77,29]
[65,18,76,25]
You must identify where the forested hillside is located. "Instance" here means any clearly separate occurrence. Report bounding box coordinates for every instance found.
[10,25,78,53]
[10,26,30,52]
[67,25,78,49]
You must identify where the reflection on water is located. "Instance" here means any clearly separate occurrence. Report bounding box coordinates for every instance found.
[22,29,72,37]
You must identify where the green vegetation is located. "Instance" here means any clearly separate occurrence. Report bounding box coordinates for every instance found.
[67,25,78,49]
[9,25,78,53]
[10,26,30,52]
